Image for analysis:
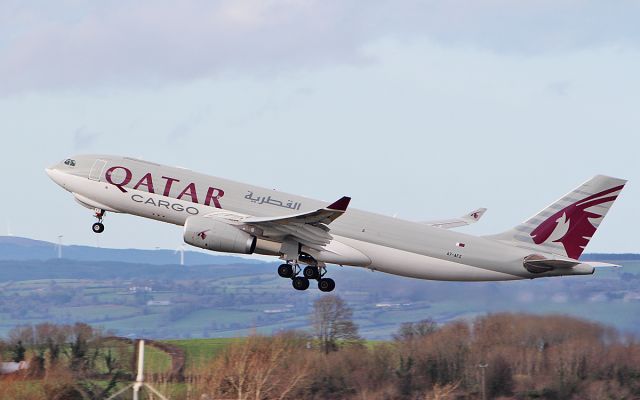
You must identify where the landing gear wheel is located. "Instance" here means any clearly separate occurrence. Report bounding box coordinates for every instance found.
[303,266,320,280]
[278,264,294,278]
[318,278,335,292]
[92,222,105,234]
[92,209,106,234]
[292,276,310,291]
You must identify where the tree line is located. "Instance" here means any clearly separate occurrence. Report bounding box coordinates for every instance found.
[1,295,640,399]
[186,299,640,399]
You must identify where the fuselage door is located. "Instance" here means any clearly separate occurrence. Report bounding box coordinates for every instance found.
[89,159,107,181]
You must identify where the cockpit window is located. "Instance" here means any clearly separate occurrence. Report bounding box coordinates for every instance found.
[63,159,76,167]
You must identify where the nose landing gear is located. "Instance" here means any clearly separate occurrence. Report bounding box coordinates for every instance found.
[92,222,104,233]
[92,209,106,234]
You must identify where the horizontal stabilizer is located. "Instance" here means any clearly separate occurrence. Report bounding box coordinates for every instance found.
[580,261,621,268]
[523,255,597,275]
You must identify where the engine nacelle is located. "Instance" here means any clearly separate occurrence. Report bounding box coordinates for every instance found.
[184,216,256,254]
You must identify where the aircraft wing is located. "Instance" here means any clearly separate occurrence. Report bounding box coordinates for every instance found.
[239,196,351,250]
[242,196,350,225]
[422,208,487,229]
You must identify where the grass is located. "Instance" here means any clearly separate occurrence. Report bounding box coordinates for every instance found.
[0,380,46,399]
[162,337,393,365]
[94,339,173,375]
[164,338,239,370]
[99,313,165,331]
[144,345,173,373]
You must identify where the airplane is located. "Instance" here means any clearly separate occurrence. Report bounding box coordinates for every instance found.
[46,155,626,292]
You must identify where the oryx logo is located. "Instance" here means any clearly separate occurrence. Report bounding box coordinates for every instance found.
[197,230,210,240]
[530,185,623,259]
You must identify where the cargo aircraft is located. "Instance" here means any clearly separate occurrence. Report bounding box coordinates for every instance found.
[46,155,626,292]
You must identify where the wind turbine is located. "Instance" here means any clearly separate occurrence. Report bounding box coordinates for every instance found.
[6,221,12,236]
[105,340,168,400]
[175,244,185,266]
[56,235,63,259]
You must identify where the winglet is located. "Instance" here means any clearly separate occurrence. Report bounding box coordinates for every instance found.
[463,207,487,222]
[422,207,487,229]
[327,196,351,211]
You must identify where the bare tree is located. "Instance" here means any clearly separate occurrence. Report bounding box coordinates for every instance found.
[311,295,362,354]
[394,318,438,342]
[203,333,310,400]
[424,381,460,400]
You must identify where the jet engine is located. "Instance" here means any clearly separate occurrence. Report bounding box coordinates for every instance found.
[184,216,256,254]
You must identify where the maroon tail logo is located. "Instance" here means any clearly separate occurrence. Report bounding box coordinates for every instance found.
[530,185,623,259]
[197,230,209,240]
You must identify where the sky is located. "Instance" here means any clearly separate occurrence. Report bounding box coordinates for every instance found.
[0,0,639,254]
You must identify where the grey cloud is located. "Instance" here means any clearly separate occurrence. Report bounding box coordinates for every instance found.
[168,122,193,144]
[167,108,210,144]
[295,87,315,97]
[547,81,572,97]
[1,0,639,95]
[73,127,99,150]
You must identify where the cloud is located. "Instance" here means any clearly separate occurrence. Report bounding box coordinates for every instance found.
[73,126,99,150]
[1,0,639,95]
[166,108,210,144]
[547,81,572,96]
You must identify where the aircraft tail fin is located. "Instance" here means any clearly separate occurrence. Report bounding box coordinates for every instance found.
[489,175,626,260]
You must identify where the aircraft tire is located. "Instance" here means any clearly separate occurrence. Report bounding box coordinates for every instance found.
[303,266,320,280]
[277,264,294,278]
[92,222,105,234]
[318,278,335,292]
[292,276,310,291]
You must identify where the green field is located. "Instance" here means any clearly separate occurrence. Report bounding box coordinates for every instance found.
[165,338,239,370]
[1,259,640,339]
[52,304,140,320]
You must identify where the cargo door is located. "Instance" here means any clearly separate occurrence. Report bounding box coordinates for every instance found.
[89,159,107,181]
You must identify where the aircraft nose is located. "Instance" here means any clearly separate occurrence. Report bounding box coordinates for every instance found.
[45,166,68,189]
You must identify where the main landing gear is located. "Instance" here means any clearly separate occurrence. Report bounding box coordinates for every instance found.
[277,262,335,292]
[92,209,106,234]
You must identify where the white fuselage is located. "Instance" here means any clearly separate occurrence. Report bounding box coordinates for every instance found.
[46,155,593,282]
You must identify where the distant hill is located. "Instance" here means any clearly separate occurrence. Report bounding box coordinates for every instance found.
[0,236,639,340]
[0,236,264,265]
[580,253,640,261]
[0,258,271,281]
[1,236,637,266]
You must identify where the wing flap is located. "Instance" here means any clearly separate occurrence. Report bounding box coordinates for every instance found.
[242,196,351,251]
[267,223,332,248]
